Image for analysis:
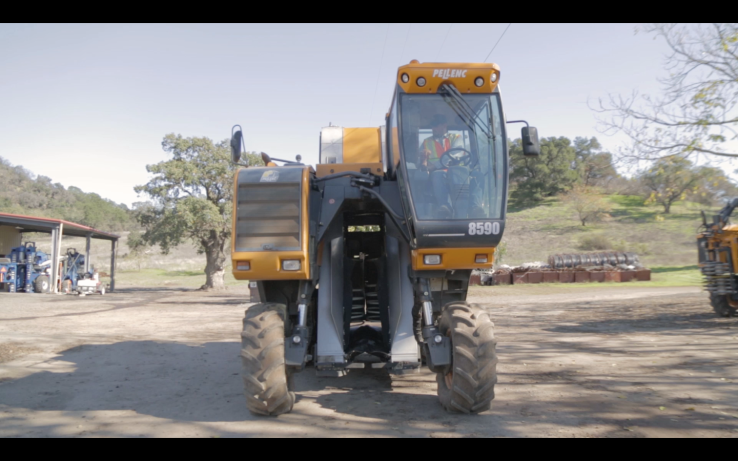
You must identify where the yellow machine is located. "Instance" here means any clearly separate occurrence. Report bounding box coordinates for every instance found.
[698,198,738,317]
[229,60,540,416]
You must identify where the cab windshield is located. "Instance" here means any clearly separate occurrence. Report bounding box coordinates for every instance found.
[398,92,505,220]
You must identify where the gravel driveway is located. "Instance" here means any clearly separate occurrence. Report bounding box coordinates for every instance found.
[0,285,736,438]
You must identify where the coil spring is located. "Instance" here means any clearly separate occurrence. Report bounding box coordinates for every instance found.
[548,252,639,269]
[701,261,736,295]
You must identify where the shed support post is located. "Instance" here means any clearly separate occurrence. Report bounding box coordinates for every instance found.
[50,227,57,293]
[85,233,92,273]
[110,239,117,292]
[50,223,63,294]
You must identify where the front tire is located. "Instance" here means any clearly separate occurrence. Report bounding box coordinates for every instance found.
[436,301,497,414]
[241,302,295,416]
[34,275,50,293]
[710,293,737,318]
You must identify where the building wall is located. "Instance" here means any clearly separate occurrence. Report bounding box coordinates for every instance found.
[0,226,22,257]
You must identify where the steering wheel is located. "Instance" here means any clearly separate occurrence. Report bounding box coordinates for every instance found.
[439,147,477,169]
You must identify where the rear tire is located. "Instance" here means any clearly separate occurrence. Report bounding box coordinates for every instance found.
[241,302,295,416]
[710,293,737,318]
[436,301,497,414]
[34,275,50,293]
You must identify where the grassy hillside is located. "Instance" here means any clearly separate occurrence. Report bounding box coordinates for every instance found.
[503,195,719,267]
[0,156,135,231]
[21,194,715,290]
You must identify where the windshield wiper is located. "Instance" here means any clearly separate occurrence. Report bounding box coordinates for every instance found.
[439,83,493,140]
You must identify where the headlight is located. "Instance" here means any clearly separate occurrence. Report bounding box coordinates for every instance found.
[282,260,301,271]
[416,77,426,87]
[491,73,498,83]
[475,254,488,263]
[401,73,409,83]
[424,255,441,265]
[236,261,250,271]
[474,77,484,87]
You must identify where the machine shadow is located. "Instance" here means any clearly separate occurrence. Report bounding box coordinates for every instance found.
[0,341,252,423]
[0,341,475,430]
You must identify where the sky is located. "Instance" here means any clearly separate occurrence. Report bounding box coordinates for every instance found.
[1,23,733,206]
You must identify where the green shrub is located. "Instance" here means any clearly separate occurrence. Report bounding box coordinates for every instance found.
[577,234,612,251]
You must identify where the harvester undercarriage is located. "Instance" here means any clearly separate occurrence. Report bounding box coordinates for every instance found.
[698,198,738,317]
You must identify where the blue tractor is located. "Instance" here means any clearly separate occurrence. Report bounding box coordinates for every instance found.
[0,242,52,293]
[59,248,89,293]
[0,244,93,294]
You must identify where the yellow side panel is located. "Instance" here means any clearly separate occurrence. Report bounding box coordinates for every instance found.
[231,167,311,281]
[412,247,496,271]
[343,128,381,163]
[316,163,384,178]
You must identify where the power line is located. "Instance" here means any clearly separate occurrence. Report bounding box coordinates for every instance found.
[484,23,511,62]
[437,24,453,60]
[369,24,390,125]
[400,23,412,64]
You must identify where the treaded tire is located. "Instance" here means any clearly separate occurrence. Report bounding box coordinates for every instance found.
[710,293,737,318]
[241,302,295,416]
[436,301,497,414]
[34,275,50,293]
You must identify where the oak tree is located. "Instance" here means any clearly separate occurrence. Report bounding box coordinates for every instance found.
[134,134,263,290]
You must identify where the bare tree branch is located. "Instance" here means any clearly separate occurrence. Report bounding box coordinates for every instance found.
[592,23,738,163]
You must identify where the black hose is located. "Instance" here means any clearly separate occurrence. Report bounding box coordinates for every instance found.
[357,186,403,221]
[357,186,412,246]
[314,171,376,183]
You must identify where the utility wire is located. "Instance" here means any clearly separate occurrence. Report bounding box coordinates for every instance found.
[369,24,390,125]
[400,23,412,64]
[437,24,453,60]
[484,23,511,62]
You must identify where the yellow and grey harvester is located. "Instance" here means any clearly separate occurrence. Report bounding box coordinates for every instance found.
[229,61,540,416]
[698,198,738,317]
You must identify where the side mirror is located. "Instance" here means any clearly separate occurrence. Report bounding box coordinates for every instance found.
[521,126,540,156]
[230,130,243,164]
[261,152,272,165]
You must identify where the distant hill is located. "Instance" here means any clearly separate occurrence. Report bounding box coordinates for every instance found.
[0,156,135,231]
[502,195,720,268]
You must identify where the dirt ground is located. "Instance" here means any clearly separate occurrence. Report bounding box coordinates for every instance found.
[0,285,737,438]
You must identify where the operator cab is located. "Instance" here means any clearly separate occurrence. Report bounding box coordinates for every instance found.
[399,92,506,221]
[386,61,533,250]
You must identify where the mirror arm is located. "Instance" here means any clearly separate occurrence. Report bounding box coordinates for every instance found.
[506,120,529,127]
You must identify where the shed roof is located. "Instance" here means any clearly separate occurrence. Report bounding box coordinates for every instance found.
[0,213,120,241]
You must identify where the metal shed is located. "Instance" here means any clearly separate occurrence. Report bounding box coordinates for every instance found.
[0,213,120,293]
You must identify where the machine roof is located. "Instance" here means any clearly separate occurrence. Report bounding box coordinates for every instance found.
[0,213,120,241]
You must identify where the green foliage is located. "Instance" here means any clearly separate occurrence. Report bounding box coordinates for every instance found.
[134,134,263,289]
[639,157,705,213]
[561,185,612,226]
[510,136,580,202]
[690,165,738,206]
[573,137,618,187]
[125,230,149,271]
[0,155,135,231]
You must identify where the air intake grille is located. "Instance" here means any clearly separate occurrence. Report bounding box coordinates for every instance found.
[236,183,301,251]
